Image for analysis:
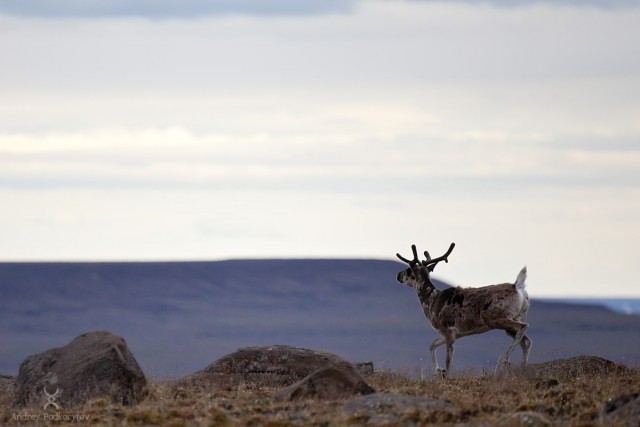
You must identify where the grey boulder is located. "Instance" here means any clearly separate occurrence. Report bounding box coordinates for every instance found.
[13,331,147,408]
[274,361,375,402]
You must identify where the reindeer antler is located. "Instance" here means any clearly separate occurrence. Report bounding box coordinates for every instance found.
[422,243,456,272]
[396,244,420,266]
[398,243,455,272]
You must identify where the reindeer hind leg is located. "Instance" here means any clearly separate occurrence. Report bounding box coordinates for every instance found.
[519,334,532,366]
[505,331,532,367]
[494,320,529,373]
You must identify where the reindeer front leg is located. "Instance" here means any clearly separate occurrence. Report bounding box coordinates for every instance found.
[445,339,455,378]
[429,336,446,377]
[441,329,457,378]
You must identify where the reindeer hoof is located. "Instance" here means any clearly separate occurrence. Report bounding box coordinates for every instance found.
[434,368,447,379]
[495,357,512,374]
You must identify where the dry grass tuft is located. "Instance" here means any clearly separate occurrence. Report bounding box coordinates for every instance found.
[1,357,639,426]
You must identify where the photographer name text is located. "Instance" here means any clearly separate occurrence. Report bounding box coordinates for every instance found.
[12,412,91,423]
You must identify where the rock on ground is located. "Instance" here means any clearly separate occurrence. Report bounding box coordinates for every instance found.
[176,344,360,392]
[602,393,640,427]
[341,392,453,425]
[497,411,551,427]
[355,361,374,376]
[274,361,374,402]
[523,355,634,378]
[0,375,14,394]
[13,331,147,408]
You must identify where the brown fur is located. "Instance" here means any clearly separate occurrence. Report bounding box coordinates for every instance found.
[397,263,531,378]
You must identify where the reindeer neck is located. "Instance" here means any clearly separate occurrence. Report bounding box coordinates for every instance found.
[415,270,439,320]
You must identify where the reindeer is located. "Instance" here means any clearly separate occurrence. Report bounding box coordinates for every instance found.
[396,243,531,378]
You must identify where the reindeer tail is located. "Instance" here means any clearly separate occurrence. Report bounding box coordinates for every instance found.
[515,266,527,290]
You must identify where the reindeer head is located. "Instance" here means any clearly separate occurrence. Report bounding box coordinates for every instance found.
[396,243,455,289]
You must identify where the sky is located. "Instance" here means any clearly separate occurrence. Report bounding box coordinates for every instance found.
[1,0,639,297]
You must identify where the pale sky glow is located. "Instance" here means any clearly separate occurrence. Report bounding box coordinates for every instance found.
[1,0,640,297]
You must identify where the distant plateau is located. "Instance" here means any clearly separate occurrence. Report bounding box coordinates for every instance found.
[1,260,639,378]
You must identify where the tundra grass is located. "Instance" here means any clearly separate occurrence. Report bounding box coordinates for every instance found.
[2,361,639,426]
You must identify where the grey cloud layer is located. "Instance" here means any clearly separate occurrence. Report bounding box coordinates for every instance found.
[0,0,353,18]
[1,0,638,19]
[411,0,640,9]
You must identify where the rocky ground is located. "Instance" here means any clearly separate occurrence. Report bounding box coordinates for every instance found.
[2,354,639,426]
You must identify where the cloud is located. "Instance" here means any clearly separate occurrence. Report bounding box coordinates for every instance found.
[0,0,353,19]
[1,0,639,298]
[409,0,640,10]
[3,1,639,104]
[1,0,637,20]
[1,127,638,192]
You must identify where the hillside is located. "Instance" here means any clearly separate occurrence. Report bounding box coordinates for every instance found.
[2,260,640,378]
